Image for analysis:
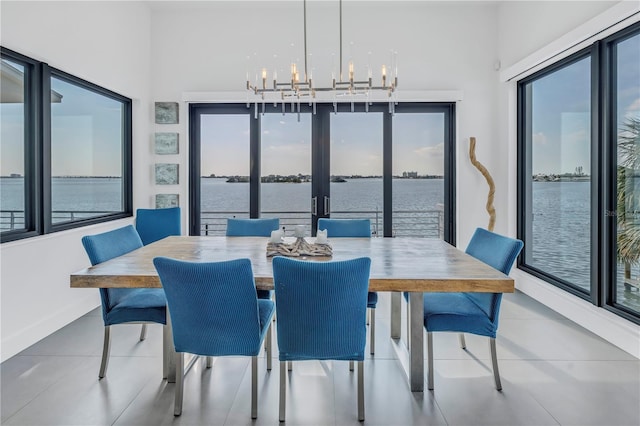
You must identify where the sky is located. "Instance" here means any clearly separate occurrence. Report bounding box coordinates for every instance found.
[1,32,638,178]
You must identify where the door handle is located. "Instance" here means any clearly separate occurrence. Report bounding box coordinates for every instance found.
[324,196,330,215]
[312,197,318,216]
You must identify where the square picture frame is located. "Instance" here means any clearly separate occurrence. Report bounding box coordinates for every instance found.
[155,132,179,154]
[155,102,179,124]
[155,163,179,185]
[155,193,179,208]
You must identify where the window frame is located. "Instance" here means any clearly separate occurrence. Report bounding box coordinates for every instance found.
[0,47,133,243]
[516,22,640,324]
[189,102,456,244]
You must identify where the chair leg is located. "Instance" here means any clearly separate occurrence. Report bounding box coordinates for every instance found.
[349,360,354,371]
[366,308,370,325]
[206,356,213,368]
[279,361,286,422]
[174,352,184,416]
[357,360,365,422]
[266,323,273,371]
[288,361,292,371]
[99,326,111,379]
[251,356,258,419]
[490,337,502,391]
[139,324,147,341]
[427,332,434,390]
[459,333,466,349]
[406,302,411,350]
[369,308,375,355]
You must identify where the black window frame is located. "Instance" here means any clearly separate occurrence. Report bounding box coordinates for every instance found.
[0,47,133,243]
[517,21,640,324]
[189,101,456,245]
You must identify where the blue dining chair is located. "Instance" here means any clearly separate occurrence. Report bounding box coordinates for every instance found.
[317,218,378,355]
[81,225,167,379]
[272,256,371,422]
[135,207,181,246]
[226,217,280,237]
[226,217,280,300]
[423,227,523,390]
[153,257,275,418]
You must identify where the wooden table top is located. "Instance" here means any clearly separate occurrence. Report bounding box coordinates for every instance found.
[70,236,514,293]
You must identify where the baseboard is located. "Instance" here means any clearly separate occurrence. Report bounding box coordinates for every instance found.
[1,295,100,362]
[512,269,640,359]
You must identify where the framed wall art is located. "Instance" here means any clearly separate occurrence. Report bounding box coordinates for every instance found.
[155,132,179,154]
[155,163,179,185]
[155,102,179,124]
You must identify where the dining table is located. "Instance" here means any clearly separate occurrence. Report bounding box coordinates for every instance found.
[70,235,514,392]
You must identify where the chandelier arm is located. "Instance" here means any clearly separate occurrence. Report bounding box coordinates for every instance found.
[304,0,308,82]
[339,0,343,82]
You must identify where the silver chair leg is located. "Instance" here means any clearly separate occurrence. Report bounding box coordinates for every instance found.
[357,360,365,422]
[279,361,286,422]
[174,352,184,416]
[139,324,147,341]
[369,308,375,355]
[206,356,213,368]
[99,326,111,379]
[349,360,354,371]
[288,361,292,371]
[251,356,258,419]
[490,337,502,391]
[427,332,434,390]
[266,323,272,371]
[406,302,411,350]
[459,333,466,349]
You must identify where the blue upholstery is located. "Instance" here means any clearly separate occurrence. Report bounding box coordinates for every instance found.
[422,228,523,390]
[153,257,274,356]
[317,218,371,238]
[424,228,523,337]
[226,218,280,300]
[226,218,280,237]
[81,225,166,326]
[135,207,181,246]
[272,256,370,361]
[153,256,274,418]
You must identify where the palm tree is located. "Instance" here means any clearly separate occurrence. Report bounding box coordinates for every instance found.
[617,117,640,278]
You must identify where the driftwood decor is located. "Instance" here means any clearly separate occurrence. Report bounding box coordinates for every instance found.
[266,237,333,257]
[469,137,496,231]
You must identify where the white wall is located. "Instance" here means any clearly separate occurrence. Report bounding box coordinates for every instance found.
[0,1,152,361]
[497,0,640,358]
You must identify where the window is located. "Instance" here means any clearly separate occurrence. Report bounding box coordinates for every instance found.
[190,103,456,243]
[518,22,640,322]
[0,47,132,243]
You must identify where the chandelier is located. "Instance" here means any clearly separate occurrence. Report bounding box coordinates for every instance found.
[245,0,398,113]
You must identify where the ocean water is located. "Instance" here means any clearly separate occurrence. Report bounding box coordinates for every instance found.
[1,176,638,312]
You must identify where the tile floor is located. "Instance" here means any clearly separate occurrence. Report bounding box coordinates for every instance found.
[1,291,638,425]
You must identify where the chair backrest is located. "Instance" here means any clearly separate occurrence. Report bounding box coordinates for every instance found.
[272,256,371,361]
[463,228,524,322]
[317,218,371,238]
[81,225,144,317]
[153,257,264,356]
[135,207,181,245]
[226,218,280,237]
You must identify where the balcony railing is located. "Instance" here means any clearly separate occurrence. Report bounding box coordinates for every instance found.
[0,210,120,231]
[201,208,444,239]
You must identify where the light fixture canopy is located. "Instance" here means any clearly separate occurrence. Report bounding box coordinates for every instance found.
[246,0,398,111]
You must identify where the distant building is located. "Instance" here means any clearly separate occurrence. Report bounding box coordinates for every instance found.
[402,171,418,178]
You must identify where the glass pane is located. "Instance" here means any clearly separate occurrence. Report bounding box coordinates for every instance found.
[330,113,383,236]
[614,32,640,313]
[525,57,591,292]
[0,59,26,232]
[393,113,445,238]
[200,114,249,235]
[260,113,311,235]
[50,76,124,224]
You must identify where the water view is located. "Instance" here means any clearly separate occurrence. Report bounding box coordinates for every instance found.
[1,176,638,311]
